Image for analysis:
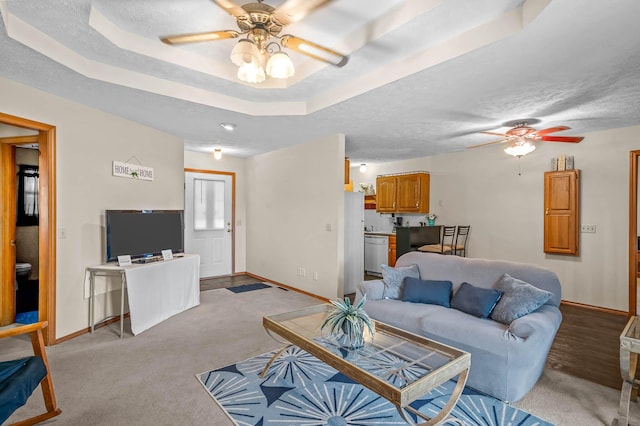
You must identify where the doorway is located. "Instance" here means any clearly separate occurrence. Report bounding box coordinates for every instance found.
[629,150,640,315]
[184,169,235,278]
[0,112,56,345]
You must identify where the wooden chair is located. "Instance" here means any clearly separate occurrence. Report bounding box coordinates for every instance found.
[418,226,456,254]
[0,321,61,426]
[452,225,471,257]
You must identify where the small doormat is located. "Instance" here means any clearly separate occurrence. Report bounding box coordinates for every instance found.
[226,283,271,293]
[197,346,553,426]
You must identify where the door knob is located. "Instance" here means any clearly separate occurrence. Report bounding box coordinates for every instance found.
[10,240,16,246]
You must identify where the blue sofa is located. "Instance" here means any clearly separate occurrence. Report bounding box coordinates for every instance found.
[355,252,562,402]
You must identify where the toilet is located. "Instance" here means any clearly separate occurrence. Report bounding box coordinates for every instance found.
[15,263,32,282]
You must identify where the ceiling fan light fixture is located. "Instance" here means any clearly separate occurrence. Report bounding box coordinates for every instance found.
[213,148,223,160]
[237,62,266,83]
[230,39,260,66]
[266,51,295,79]
[504,139,536,157]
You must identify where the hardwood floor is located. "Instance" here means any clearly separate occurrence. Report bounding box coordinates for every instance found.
[199,274,261,292]
[202,274,630,390]
[547,303,629,390]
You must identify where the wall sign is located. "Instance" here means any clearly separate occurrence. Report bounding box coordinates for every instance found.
[112,161,154,181]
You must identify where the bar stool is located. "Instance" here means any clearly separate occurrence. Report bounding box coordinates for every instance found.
[452,225,471,257]
[418,226,456,254]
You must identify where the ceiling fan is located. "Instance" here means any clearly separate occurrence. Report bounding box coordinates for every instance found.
[467,122,584,157]
[159,0,348,83]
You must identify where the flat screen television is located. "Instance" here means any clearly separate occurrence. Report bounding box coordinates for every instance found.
[105,210,184,262]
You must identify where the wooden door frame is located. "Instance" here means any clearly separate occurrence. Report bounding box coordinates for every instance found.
[0,112,56,345]
[184,168,236,275]
[629,151,639,316]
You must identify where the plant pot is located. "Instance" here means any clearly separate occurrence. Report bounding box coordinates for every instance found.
[428,218,435,226]
[337,322,366,349]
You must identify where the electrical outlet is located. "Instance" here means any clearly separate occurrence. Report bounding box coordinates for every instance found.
[313,272,319,281]
[580,224,596,233]
[298,267,306,277]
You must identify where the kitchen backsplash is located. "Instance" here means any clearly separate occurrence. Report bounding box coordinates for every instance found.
[364,210,431,232]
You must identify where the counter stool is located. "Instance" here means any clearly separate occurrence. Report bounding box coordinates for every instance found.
[452,225,471,257]
[418,226,456,255]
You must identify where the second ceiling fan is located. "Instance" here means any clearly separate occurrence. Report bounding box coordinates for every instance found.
[160,0,348,83]
[467,122,584,157]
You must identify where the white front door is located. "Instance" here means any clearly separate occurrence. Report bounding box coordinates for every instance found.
[184,172,233,278]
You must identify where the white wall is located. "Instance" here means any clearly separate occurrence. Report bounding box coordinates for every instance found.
[354,125,640,311]
[246,134,345,299]
[183,151,247,272]
[0,77,185,337]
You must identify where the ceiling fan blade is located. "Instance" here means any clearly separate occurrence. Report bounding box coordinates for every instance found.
[272,0,332,26]
[534,126,571,136]
[280,34,348,67]
[539,135,584,143]
[480,131,509,137]
[211,0,250,19]
[466,138,509,149]
[160,30,239,45]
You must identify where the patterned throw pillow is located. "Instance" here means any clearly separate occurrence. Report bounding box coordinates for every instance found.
[490,274,553,325]
[381,264,420,299]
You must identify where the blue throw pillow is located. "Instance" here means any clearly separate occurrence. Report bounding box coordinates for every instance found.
[490,274,553,325]
[401,277,452,307]
[381,264,420,299]
[451,282,503,318]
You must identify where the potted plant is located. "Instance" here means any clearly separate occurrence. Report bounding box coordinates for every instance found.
[321,295,375,349]
[427,212,437,226]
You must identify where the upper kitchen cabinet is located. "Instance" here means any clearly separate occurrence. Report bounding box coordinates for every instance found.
[376,172,430,213]
[544,169,579,255]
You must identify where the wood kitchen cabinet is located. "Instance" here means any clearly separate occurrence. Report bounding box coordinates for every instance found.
[376,172,430,213]
[544,169,579,255]
[364,195,377,210]
[388,235,397,267]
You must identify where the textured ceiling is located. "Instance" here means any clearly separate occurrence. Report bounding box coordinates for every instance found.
[0,0,639,164]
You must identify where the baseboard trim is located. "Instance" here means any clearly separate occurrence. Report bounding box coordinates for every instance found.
[561,300,629,316]
[246,273,328,303]
[55,313,130,344]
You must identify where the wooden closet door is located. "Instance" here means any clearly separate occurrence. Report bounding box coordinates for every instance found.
[544,170,579,255]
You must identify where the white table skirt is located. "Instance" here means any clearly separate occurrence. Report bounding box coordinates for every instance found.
[124,254,200,335]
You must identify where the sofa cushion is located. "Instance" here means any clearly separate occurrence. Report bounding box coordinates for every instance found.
[401,277,452,307]
[491,274,553,325]
[381,264,420,299]
[451,282,503,318]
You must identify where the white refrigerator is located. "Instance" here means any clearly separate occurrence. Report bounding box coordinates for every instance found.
[344,192,364,296]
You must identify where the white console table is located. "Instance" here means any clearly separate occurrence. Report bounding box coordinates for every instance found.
[87,254,200,337]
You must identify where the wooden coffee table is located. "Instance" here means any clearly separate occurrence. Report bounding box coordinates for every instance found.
[263,304,470,425]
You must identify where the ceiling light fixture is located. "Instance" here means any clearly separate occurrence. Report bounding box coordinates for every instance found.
[359,164,367,173]
[160,2,349,86]
[232,36,295,83]
[213,148,223,160]
[504,138,536,157]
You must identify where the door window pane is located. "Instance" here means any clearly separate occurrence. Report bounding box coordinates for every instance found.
[193,178,224,230]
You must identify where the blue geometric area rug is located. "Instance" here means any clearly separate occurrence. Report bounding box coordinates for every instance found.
[196,346,553,426]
